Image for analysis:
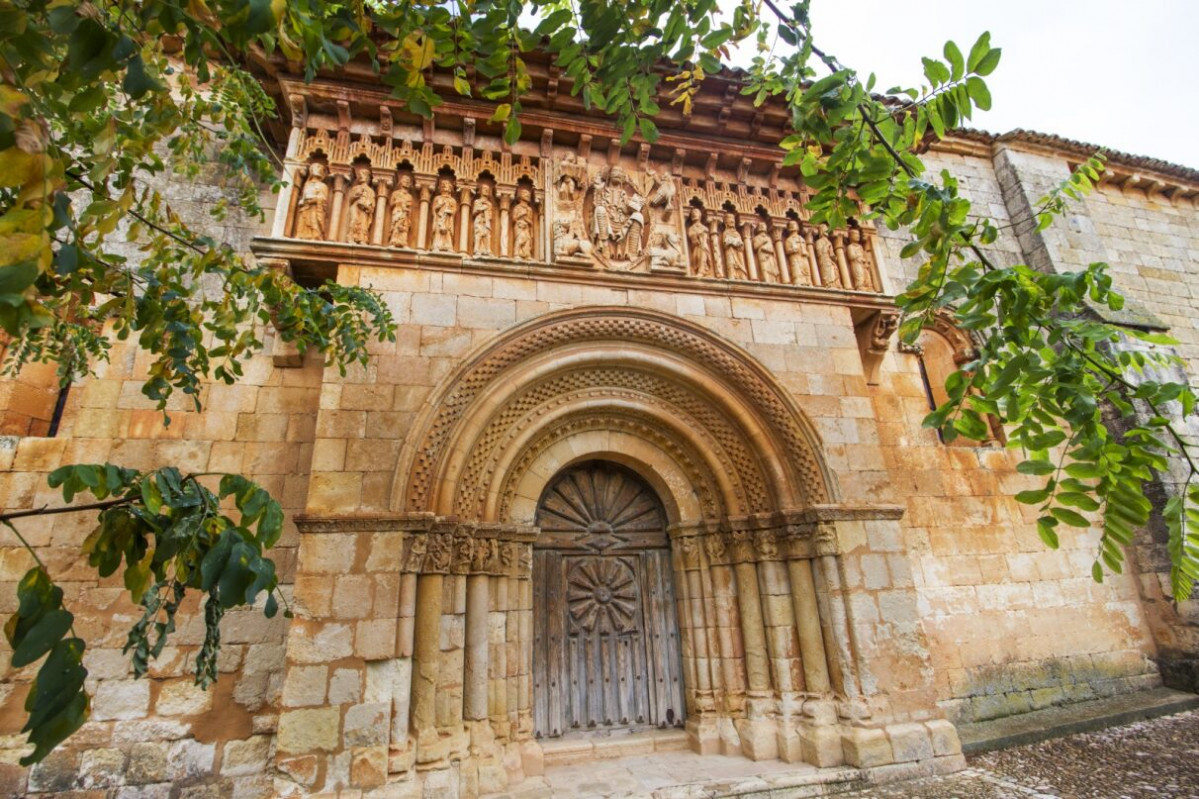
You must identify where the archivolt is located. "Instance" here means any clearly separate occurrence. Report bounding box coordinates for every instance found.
[395,307,838,519]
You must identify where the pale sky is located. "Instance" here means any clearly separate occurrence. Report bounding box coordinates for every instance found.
[739,0,1198,168]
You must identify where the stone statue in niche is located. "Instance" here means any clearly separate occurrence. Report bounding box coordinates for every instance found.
[847,228,876,291]
[647,208,683,270]
[512,186,535,259]
[294,162,330,241]
[814,225,841,289]
[784,220,811,285]
[686,208,715,278]
[624,194,646,259]
[472,183,494,256]
[345,165,375,244]
[753,222,781,283]
[552,159,592,259]
[388,172,415,248]
[430,177,457,252]
[723,213,748,280]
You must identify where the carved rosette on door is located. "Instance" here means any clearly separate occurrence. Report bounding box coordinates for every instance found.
[531,461,685,738]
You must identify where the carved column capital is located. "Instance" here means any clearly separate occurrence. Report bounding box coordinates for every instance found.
[813,522,839,557]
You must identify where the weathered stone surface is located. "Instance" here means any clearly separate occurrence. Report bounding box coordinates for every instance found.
[277,707,341,754]
[843,728,894,768]
[126,742,169,784]
[221,735,273,776]
[92,680,152,721]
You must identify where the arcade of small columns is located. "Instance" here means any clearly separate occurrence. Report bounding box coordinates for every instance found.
[276,310,956,795]
[268,83,884,293]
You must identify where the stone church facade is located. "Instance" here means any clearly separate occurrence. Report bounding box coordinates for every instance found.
[0,57,1197,798]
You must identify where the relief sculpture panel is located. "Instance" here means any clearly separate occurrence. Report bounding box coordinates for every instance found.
[275,90,884,294]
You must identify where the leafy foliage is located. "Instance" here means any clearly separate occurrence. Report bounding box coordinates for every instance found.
[4,464,291,764]
[1,0,1197,766]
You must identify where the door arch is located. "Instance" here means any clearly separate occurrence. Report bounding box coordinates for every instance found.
[531,460,685,738]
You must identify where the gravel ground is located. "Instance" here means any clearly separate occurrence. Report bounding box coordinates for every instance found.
[838,710,1199,798]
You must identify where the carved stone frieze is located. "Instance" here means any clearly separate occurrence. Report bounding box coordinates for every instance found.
[400,528,533,576]
[274,87,886,294]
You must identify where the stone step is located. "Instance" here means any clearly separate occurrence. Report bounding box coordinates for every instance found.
[539,728,691,767]
[957,686,1199,754]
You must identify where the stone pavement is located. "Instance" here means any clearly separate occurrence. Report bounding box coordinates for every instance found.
[486,710,1199,798]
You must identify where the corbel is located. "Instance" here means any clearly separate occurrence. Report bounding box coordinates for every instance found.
[705,152,718,179]
[607,138,622,166]
[854,308,900,386]
[288,94,307,129]
[637,143,651,171]
[577,134,592,161]
[737,157,752,186]
[462,117,477,148]
[380,105,393,139]
[421,114,435,143]
[672,148,686,176]
[336,100,351,132]
[768,162,782,188]
[540,128,554,158]
[547,64,560,103]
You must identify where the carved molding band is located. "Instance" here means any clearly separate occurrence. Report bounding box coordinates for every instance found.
[276,84,884,294]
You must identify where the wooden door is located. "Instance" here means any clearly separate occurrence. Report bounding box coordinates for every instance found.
[532,461,685,738]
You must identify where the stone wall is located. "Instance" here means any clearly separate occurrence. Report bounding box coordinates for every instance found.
[0,106,1194,796]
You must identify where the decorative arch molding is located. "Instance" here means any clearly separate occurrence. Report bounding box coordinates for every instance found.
[489,406,730,523]
[450,369,768,519]
[394,306,839,520]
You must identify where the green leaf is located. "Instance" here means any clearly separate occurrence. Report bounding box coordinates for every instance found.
[1051,507,1090,528]
[11,609,73,669]
[967,31,992,71]
[943,41,965,81]
[122,54,162,100]
[965,77,991,111]
[1016,486,1053,505]
[1016,459,1056,476]
[1037,517,1060,549]
[974,48,1002,77]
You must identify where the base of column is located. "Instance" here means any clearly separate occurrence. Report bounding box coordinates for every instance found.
[685,716,723,754]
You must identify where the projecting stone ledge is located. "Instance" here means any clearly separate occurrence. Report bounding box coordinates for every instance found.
[957,686,1199,754]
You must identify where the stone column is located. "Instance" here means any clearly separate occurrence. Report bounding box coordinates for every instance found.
[273,161,304,238]
[498,191,513,257]
[787,558,831,695]
[730,530,777,761]
[417,184,432,250]
[412,573,447,765]
[740,219,759,282]
[804,228,821,288]
[465,574,490,723]
[329,169,350,242]
[773,225,790,285]
[754,529,804,763]
[708,212,725,278]
[488,575,509,742]
[458,186,473,253]
[834,231,853,289]
[812,524,859,701]
[372,173,394,245]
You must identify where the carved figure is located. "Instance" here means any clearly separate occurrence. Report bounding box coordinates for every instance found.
[345,166,375,244]
[753,223,781,283]
[647,209,683,269]
[404,534,428,572]
[645,168,676,210]
[624,194,645,259]
[294,162,330,240]
[472,183,494,256]
[814,225,841,288]
[784,220,811,285]
[388,172,415,247]
[430,177,457,252]
[723,213,748,280]
[590,166,640,260]
[686,208,715,277]
[847,228,876,291]
[512,186,535,259]
[552,171,591,258]
[426,532,454,572]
